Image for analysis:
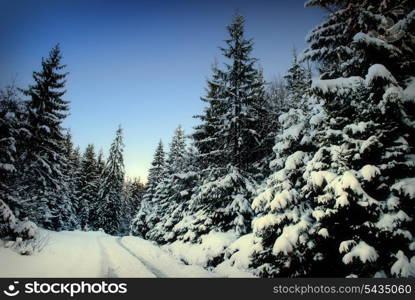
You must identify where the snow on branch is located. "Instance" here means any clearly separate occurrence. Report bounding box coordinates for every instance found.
[311,76,363,96]
[353,32,402,57]
[365,64,398,87]
[342,241,379,264]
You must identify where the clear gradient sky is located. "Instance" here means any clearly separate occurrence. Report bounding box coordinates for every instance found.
[0,0,325,181]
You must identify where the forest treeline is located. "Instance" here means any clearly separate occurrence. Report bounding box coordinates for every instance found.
[0,46,144,236]
[1,0,414,277]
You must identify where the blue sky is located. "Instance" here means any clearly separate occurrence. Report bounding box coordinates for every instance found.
[0,0,325,181]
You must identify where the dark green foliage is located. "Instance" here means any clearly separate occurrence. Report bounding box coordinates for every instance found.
[97,126,125,235]
[17,45,74,230]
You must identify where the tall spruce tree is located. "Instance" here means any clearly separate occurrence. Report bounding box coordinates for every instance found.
[248,1,415,278]
[222,14,267,169]
[169,14,270,245]
[78,144,99,229]
[62,131,81,229]
[147,140,166,194]
[193,14,269,171]
[89,149,105,230]
[284,48,310,103]
[97,126,125,235]
[165,125,187,174]
[0,85,24,213]
[293,0,415,277]
[18,44,73,230]
[0,85,39,241]
[257,1,414,277]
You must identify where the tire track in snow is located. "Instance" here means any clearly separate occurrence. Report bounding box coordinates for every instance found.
[97,236,118,278]
[115,237,167,278]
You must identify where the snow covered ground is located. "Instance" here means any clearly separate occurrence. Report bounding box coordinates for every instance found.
[0,230,217,278]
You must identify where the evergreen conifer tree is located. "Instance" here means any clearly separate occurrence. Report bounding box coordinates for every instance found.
[171,14,270,244]
[123,177,145,232]
[250,61,325,277]
[78,144,99,229]
[97,126,125,235]
[193,63,228,168]
[246,0,415,278]
[146,127,201,243]
[284,48,310,103]
[89,149,105,230]
[283,0,415,277]
[62,132,81,229]
[0,84,31,232]
[130,140,165,237]
[147,140,166,194]
[19,44,73,230]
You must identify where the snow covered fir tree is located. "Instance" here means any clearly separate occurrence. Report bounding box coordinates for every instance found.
[249,0,415,277]
[1,1,414,278]
[0,47,144,245]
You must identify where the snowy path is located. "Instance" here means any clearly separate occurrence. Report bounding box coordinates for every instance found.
[96,235,156,277]
[0,230,215,278]
[97,236,118,277]
[115,237,166,278]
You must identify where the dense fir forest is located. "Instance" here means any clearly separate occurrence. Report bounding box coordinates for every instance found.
[1,0,415,277]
